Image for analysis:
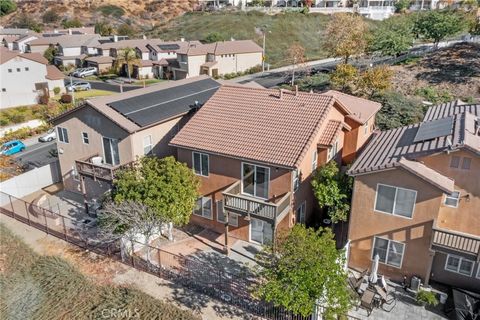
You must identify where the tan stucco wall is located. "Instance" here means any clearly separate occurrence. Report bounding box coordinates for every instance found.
[213,52,262,75]
[185,55,206,78]
[348,167,444,282]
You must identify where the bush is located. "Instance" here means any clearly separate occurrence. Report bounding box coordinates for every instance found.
[373,91,425,130]
[13,13,42,32]
[53,87,61,95]
[62,18,82,28]
[39,94,49,105]
[204,31,226,43]
[42,10,60,23]
[0,0,16,16]
[416,289,438,307]
[0,124,51,144]
[61,94,72,104]
[415,86,453,104]
[97,5,125,18]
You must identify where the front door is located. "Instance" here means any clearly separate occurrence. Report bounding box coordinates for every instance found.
[102,137,120,166]
[250,218,273,245]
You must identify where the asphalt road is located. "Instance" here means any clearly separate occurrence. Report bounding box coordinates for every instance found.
[13,140,58,170]
[64,78,141,93]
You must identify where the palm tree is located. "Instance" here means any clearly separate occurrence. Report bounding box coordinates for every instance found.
[115,47,139,82]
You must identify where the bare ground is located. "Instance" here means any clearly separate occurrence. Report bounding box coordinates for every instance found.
[391,42,480,100]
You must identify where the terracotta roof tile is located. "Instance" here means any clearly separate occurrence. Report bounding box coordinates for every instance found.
[323,90,382,124]
[318,120,343,147]
[45,65,64,80]
[0,48,48,65]
[85,55,114,64]
[170,86,335,168]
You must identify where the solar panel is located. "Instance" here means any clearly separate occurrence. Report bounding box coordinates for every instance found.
[158,44,180,51]
[108,78,220,127]
[413,116,454,143]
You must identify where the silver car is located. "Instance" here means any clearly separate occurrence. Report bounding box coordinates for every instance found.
[66,81,91,92]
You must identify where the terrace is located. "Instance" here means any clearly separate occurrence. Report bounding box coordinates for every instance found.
[75,153,133,182]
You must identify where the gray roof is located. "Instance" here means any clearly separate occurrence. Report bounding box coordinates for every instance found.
[0,28,31,35]
[424,100,480,121]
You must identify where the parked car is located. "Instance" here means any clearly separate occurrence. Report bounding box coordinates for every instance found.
[73,67,97,78]
[66,81,91,92]
[38,129,56,142]
[1,140,26,156]
[69,68,85,76]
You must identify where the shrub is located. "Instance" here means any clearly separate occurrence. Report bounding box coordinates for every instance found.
[415,86,453,104]
[39,94,49,105]
[0,0,16,16]
[53,87,61,95]
[61,94,72,104]
[97,5,125,18]
[416,289,439,307]
[42,10,60,23]
[204,31,226,43]
[5,111,26,124]
[373,91,425,130]
[62,18,82,28]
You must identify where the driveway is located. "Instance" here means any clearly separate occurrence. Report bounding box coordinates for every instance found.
[13,140,57,170]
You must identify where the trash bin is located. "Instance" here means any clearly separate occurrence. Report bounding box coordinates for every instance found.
[410,276,421,291]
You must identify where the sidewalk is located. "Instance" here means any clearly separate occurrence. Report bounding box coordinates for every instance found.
[0,214,248,320]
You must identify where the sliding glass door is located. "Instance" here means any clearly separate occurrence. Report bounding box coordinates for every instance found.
[242,163,270,199]
[103,137,120,166]
[250,218,273,245]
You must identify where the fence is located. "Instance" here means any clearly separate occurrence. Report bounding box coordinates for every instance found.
[0,190,362,320]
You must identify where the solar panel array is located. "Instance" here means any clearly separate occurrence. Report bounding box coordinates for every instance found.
[158,44,180,51]
[108,78,220,127]
[413,116,454,143]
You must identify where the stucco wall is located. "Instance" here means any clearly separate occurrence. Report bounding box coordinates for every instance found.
[213,52,262,75]
[185,55,207,78]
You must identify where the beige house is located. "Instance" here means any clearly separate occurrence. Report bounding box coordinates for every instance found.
[50,76,221,199]
[172,40,263,80]
[347,100,480,293]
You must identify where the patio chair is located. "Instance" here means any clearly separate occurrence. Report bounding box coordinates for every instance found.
[374,283,396,312]
[360,288,376,316]
[348,269,368,293]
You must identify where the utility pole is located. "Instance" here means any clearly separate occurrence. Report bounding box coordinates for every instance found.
[291,57,296,86]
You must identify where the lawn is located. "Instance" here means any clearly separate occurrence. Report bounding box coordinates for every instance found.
[0,223,200,320]
[153,11,377,68]
[66,89,115,100]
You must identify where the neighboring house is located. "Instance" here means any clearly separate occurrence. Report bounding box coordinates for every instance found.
[347,100,480,293]
[172,40,263,80]
[84,56,114,74]
[0,47,65,108]
[43,27,96,35]
[12,35,38,53]
[2,36,18,50]
[0,28,32,37]
[96,39,162,58]
[50,76,221,198]
[169,86,380,245]
[53,34,102,67]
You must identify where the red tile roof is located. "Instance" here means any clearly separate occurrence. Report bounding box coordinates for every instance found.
[170,86,336,168]
[318,120,343,147]
[45,65,65,80]
[323,90,381,124]
[0,47,48,65]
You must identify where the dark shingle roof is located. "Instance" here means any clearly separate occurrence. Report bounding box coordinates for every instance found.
[424,100,480,121]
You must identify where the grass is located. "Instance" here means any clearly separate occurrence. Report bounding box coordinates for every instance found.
[59,89,114,100]
[0,223,201,320]
[153,11,377,68]
[0,105,42,126]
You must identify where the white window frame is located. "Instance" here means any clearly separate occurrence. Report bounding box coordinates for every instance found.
[476,264,480,279]
[143,135,153,155]
[193,196,213,220]
[312,149,318,172]
[192,152,209,177]
[327,139,338,161]
[296,201,306,224]
[445,254,474,277]
[372,237,405,268]
[292,169,300,192]
[241,162,270,200]
[57,127,69,143]
[444,191,460,208]
[81,132,89,145]
[374,183,417,219]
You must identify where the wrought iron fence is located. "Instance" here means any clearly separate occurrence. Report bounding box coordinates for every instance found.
[0,191,359,320]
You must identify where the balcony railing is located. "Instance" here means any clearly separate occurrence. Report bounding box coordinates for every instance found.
[222,181,291,223]
[432,228,480,259]
[75,154,133,182]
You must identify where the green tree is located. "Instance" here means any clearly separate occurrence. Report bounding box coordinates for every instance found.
[311,161,352,224]
[369,16,415,56]
[62,18,82,28]
[42,10,60,24]
[117,23,136,38]
[357,65,393,98]
[256,225,351,318]
[43,46,58,64]
[0,0,16,16]
[394,0,411,13]
[373,90,424,130]
[204,31,226,43]
[330,63,358,93]
[113,156,200,228]
[324,13,369,63]
[95,21,115,36]
[413,10,466,47]
[114,47,140,82]
[14,14,42,32]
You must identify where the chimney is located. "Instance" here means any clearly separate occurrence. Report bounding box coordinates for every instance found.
[295,85,298,96]
[180,37,185,42]
[113,35,118,42]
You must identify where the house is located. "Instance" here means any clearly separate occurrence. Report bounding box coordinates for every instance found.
[169,86,381,246]
[84,56,114,74]
[172,40,263,80]
[12,34,38,53]
[0,47,65,108]
[347,100,480,293]
[2,35,19,50]
[53,34,102,67]
[50,76,221,198]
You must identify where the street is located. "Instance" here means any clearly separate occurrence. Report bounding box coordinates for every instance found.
[13,140,57,170]
[65,78,141,93]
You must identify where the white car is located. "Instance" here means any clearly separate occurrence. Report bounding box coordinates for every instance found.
[74,67,97,78]
[38,129,56,142]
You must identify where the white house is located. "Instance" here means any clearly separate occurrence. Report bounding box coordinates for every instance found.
[0,47,65,108]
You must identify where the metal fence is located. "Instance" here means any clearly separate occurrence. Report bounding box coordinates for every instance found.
[0,191,359,320]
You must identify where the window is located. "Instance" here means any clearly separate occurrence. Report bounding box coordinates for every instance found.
[25,67,29,71]
[327,139,338,161]
[8,69,12,73]
[193,197,212,219]
[216,200,238,226]
[312,149,318,171]
[81,132,89,144]
[450,156,460,168]
[444,191,460,208]
[372,237,405,268]
[296,201,306,224]
[192,152,209,176]
[292,169,300,192]
[461,157,471,170]
[57,127,69,143]
[374,184,416,218]
[445,255,474,276]
[242,163,269,199]
[16,68,20,72]
[143,135,152,155]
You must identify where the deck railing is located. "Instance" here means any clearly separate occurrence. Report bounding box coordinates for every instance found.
[432,228,480,259]
[222,181,291,222]
[75,154,133,181]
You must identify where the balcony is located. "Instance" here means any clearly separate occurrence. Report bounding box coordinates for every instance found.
[431,227,480,260]
[222,181,291,223]
[75,154,133,182]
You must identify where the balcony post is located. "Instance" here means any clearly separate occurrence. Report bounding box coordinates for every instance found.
[80,176,89,215]
[224,211,230,255]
